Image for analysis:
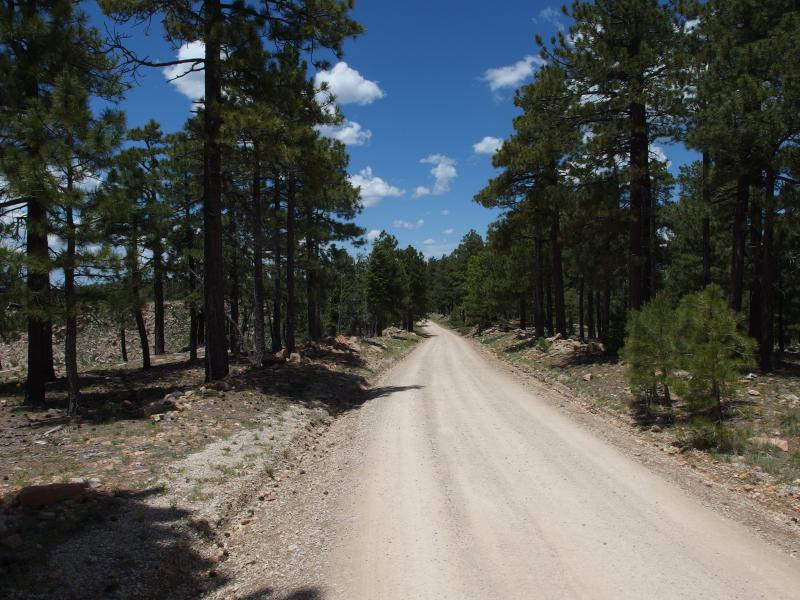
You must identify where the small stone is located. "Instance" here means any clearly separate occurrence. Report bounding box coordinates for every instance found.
[650,425,661,433]
[583,373,593,382]
[747,389,760,397]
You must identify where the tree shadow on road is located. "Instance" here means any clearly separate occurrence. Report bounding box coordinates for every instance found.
[237,588,324,600]
[0,486,230,600]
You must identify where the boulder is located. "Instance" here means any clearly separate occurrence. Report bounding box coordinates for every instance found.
[16,483,86,507]
[583,373,593,382]
[288,352,302,364]
[747,389,761,397]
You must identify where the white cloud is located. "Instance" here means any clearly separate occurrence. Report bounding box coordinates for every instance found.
[366,229,381,242]
[348,167,404,208]
[314,62,385,106]
[442,228,454,235]
[440,209,449,216]
[650,144,672,168]
[473,136,503,155]
[537,7,565,31]
[316,121,372,146]
[163,41,206,100]
[414,154,457,197]
[482,55,545,92]
[393,219,424,230]
[413,186,431,198]
[423,239,436,245]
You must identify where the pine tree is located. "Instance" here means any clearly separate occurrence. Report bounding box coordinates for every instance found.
[621,294,678,416]
[47,73,124,413]
[674,285,756,421]
[0,0,122,406]
[544,0,684,309]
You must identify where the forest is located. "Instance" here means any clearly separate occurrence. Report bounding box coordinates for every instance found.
[428,1,800,390]
[0,0,426,414]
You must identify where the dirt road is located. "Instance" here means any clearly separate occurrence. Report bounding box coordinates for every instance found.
[323,321,800,599]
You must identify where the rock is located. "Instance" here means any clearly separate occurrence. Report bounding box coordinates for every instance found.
[583,373,593,382]
[288,352,302,364]
[747,389,760,397]
[1,534,23,549]
[650,425,661,433]
[16,483,86,507]
[748,436,789,452]
[781,393,799,403]
[666,446,680,455]
[149,413,164,423]
[143,398,177,416]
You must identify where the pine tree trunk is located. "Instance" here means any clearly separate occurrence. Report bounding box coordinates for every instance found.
[759,170,776,372]
[251,150,265,365]
[64,196,81,415]
[551,209,567,335]
[285,172,296,354]
[119,323,128,362]
[519,296,527,330]
[271,174,282,353]
[25,192,49,407]
[546,281,554,335]
[628,100,650,310]
[202,0,229,381]
[133,305,150,370]
[533,229,545,338]
[730,174,749,312]
[701,151,712,287]
[305,207,320,341]
[596,291,603,340]
[587,290,595,340]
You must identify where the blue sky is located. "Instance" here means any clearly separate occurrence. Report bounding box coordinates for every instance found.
[86,1,698,258]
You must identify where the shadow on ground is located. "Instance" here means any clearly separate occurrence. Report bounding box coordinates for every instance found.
[238,588,325,600]
[0,486,229,600]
